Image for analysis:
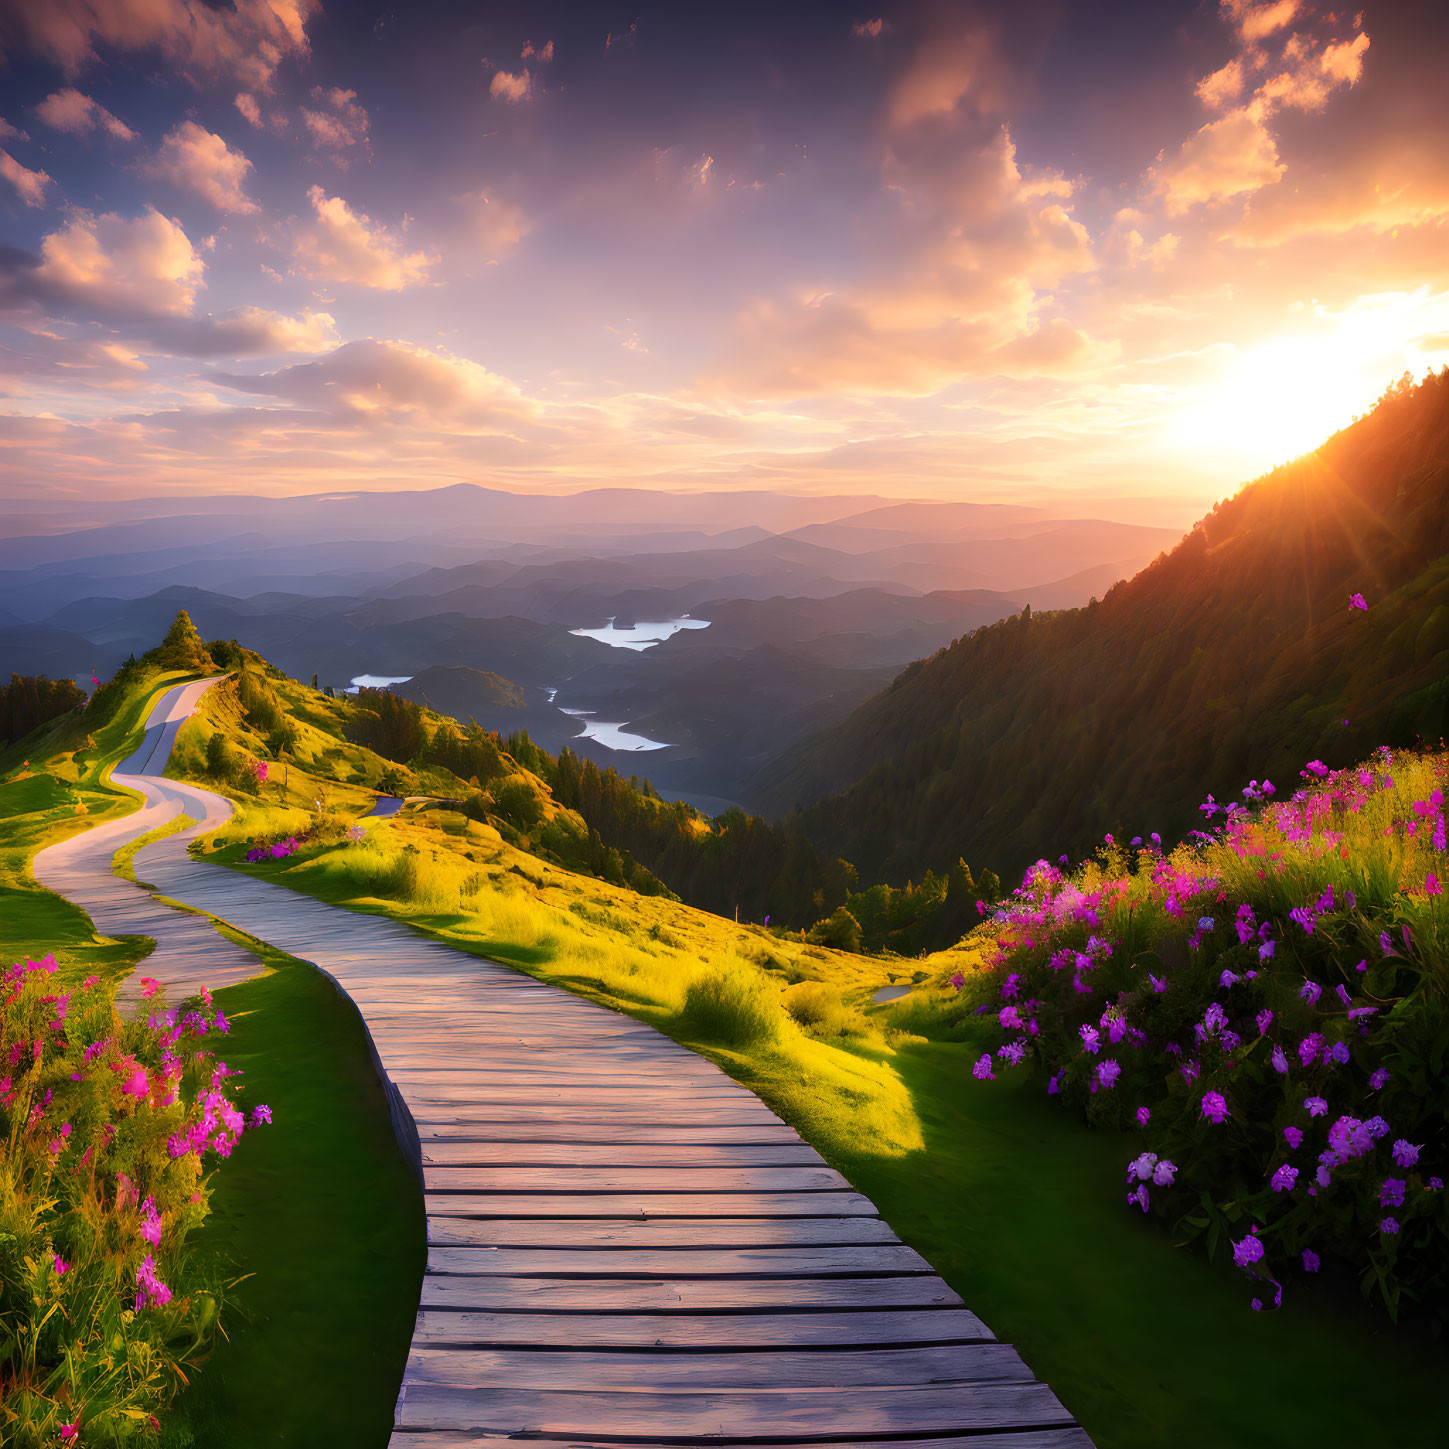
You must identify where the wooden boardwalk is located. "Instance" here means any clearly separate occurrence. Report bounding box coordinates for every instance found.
[40,679,1093,1449]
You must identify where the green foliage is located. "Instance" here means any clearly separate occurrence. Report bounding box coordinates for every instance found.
[679,964,784,1048]
[777,370,1449,891]
[0,675,86,747]
[783,980,851,1036]
[347,689,425,764]
[145,611,214,674]
[0,961,262,1444]
[808,906,863,953]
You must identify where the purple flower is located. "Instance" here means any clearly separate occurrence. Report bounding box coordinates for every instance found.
[1127,1184,1150,1212]
[1046,1072,1061,1096]
[1080,1024,1101,1055]
[1270,1045,1289,1075]
[1283,1125,1304,1148]
[1365,1115,1390,1140]
[1271,1164,1299,1192]
[1198,917,1216,932]
[1430,1177,1444,1191]
[1258,939,1276,962]
[972,1054,995,1082]
[1391,1139,1420,1168]
[1096,1059,1121,1090]
[1302,1248,1320,1273]
[1297,1034,1324,1068]
[1201,1090,1229,1124]
[1380,1217,1400,1235]
[998,1040,1027,1066]
[1255,1009,1273,1034]
[1327,1041,1350,1065]
[1128,1152,1158,1182]
[1232,1232,1265,1270]
[950,972,965,991]
[1299,979,1322,1005]
[1381,1177,1406,1208]
[1369,1067,1390,1091]
[1349,592,1367,610]
[1305,1096,1328,1117]
[1136,1106,1151,1128]
[999,1005,1023,1031]
[1219,969,1239,989]
[1327,1116,1375,1159]
[1000,973,1021,1000]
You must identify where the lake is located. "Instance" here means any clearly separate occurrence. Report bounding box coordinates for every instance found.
[344,673,413,694]
[558,706,670,752]
[569,616,711,651]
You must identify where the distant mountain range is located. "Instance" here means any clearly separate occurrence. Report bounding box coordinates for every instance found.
[753,372,1449,886]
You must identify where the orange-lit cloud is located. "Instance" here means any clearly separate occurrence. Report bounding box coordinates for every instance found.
[144,122,258,213]
[490,69,533,103]
[35,88,135,140]
[292,187,436,289]
[301,86,370,158]
[0,0,317,90]
[0,148,52,207]
[32,209,204,317]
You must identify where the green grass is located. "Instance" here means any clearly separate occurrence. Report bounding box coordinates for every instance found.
[173,937,423,1447]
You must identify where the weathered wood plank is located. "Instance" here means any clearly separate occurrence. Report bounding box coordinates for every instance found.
[423,1165,851,1193]
[400,1101,784,1125]
[426,1217,905,1248]
[412,1120,805,1145]
[400,1343,1031,1390]
[424,1245,935,1277]
[407,1307,996,1349]
[388,1432,1095,1449]
[392,1381,1073,1437]
[423,1191,878,1218]
[418,1274,961,1311]
[420,1141,826,1168]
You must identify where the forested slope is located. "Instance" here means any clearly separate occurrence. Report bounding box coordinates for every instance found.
[757,371,1449,886]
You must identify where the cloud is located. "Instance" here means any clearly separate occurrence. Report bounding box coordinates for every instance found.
[301,86,370,159]
[851,19,890,40]
[0,149,52,207]
[490,68,533,103]
[1195,57,1246,111]
[34,88,135,140]
[292,186,436,290]
[0,118,26,143]
[1224,0,1302,43]
[144,122,258,213]
[235,93,262,128]
[27,209,204,317]
[0,0,318,90]
[521,40,554,63]
[1150,107,1284,214]
[213,337,538,426]
[459,192,531,263]
[886,27,1006,129]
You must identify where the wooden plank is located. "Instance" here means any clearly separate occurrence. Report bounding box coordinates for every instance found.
[401,1103,785,1125]
[412,1120,805,1145]
[423,1191,878,1218]
[398,1084,758,1105]
[389,1432,1095,1449]
[392,1380,1072,1437]
[424,1166,851,1193]
[425,1245,935,1277]
[409,1308,995,1349]
[418,1274,961,1311]
[426,1218,905,1248]
[420,1141,826,1168]
[400,1343,1031,1390]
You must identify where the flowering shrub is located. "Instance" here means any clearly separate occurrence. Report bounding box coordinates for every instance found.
[0,954,271,1443]
[966,748,1449,1318]
[244,836,299,864]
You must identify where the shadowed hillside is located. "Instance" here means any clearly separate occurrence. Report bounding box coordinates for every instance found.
[756,371,1449,886]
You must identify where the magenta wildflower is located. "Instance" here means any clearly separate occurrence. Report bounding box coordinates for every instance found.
[1271,1164,1299,1192]
[139,977,159,998]
[251,1103,272,1127]
[52,1253,68,1275]
[1302,1248,1320,1272]
[1152,1158,1176,1186]
[1136,1106,1151,1128]
[1232,1232,1265,1270]
[1095,1059,1121,1090]
[1201,1090,1229,1123]
[1427,872,1443,897]
[1369,1067,1390,1090]
[1079,1024,1101,1055]
[1299,979,1322,1005]
[1380,1217,1400,1235]
[1270,1045,1289,1074]
[61,1424,78,1441]
[135,1254,172,1309]
[1283,1125,1304,1148]
[1381,1178,1406,1208]
[949,972,965,991]
[1305,1096,1328,1117]
[1348,592,1367,610]
[1255,1008,1273,1034]
[972,1054,995,1082]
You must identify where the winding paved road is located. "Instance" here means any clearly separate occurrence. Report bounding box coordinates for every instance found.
[36,678,1093,1449]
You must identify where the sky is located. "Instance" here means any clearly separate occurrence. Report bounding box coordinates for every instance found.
[0,0,1446,517]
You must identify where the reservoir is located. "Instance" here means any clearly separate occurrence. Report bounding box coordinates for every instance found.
[569,616,711,651]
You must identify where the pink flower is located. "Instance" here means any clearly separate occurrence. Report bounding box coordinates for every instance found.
[1427,872,1443,897]
[1201,1089,1229,1123]
[139,978,159,998]
[135,1253,172,1309]
[1348,592,1367,611]
[61,1423,78,1441]
[52,1253,69,1275]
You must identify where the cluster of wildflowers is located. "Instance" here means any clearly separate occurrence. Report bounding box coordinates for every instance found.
[245,834,300,863]
[1,954,272,1440]
[961,747,1449,1319]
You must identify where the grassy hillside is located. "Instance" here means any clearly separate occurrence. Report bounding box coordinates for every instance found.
[757,371,1449,889]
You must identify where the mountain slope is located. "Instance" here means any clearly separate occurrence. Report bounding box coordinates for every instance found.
[755,371,1449,886]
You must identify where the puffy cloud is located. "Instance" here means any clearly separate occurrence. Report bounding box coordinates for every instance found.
[886,28,1007,129]
[214,337,538,426]
[301,86,370,158]
[235,93,262,128]
[1196,57,1246,111]
[1150,107,1284,214]
[1257,31,1369,112]
[30,209,204,317]
[490,69,533,103]
[144,122,258,213]
[0,149,52,207]
[459,192,531,263]
[35,88,135,140]
[851,19,890,40]
[1224,0,1302,43]
[0,0,317,90]
[0,118,25,142]
[162,306,339,357]
[292,186,436,290]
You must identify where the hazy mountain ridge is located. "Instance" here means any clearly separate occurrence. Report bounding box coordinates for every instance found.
[753,372,1449,886]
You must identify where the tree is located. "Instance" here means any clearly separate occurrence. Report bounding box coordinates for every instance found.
[808,907,863,953]
[150,611,214,672]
